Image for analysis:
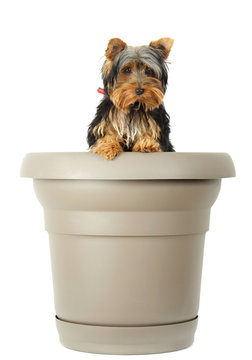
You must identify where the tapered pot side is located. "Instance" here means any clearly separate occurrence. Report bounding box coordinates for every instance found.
[20,152,235,355]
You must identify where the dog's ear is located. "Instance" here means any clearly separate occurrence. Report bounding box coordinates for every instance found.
[105,38,127,61]
[149,38,174,60]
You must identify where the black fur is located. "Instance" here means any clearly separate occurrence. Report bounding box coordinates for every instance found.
[87,97,113,147]
[149,105,175,152]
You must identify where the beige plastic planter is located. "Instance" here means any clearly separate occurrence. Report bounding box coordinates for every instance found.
[20,152,235,355]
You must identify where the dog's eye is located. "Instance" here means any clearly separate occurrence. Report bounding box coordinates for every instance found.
[145,67,155,76]
[123,67,132,74]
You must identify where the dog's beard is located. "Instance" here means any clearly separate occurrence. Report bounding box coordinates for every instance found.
[110,84,164,113]
[130,101,140,110]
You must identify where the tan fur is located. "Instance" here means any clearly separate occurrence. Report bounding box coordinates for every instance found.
[149,38,174,59]
[102,60,113,78]
[132,134,161,153]
[90,134,123,160]
[105,38,127,61]
[109,109,160,142]
[91,109,161,159]
[92,119,106,137]
[109,61,164,114]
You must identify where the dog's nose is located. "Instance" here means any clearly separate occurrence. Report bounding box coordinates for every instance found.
[135,88,144,95]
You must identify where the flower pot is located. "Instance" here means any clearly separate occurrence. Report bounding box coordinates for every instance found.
[20,152,235,355]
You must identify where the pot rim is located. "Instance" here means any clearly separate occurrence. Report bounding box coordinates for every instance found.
[20,152,235,180]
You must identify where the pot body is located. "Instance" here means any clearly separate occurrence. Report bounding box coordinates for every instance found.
[32,178,221,354]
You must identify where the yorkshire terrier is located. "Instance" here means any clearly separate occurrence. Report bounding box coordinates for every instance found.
[87,37,175,160]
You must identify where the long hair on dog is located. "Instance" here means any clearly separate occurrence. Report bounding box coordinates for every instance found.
[87,38,175,160]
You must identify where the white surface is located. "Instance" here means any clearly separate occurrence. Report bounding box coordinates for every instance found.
[0,0,251,359]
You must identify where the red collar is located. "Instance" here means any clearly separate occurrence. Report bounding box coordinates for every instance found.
[97,88,105,95]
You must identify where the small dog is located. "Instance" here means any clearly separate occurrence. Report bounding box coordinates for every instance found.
[87,38,175,160]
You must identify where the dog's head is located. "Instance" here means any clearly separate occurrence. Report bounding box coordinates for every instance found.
[102,38,174,114]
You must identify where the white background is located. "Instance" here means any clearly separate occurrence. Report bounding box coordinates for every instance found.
[0,0,251,359]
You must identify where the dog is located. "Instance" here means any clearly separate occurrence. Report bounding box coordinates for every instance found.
[87,37,175,160]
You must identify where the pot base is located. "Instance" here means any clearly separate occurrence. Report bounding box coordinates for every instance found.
[56,316,198,355]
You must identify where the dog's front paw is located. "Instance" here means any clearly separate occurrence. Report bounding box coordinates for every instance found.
[101,142,122,160]
[132,137,161,153]
[90,136,123,160]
